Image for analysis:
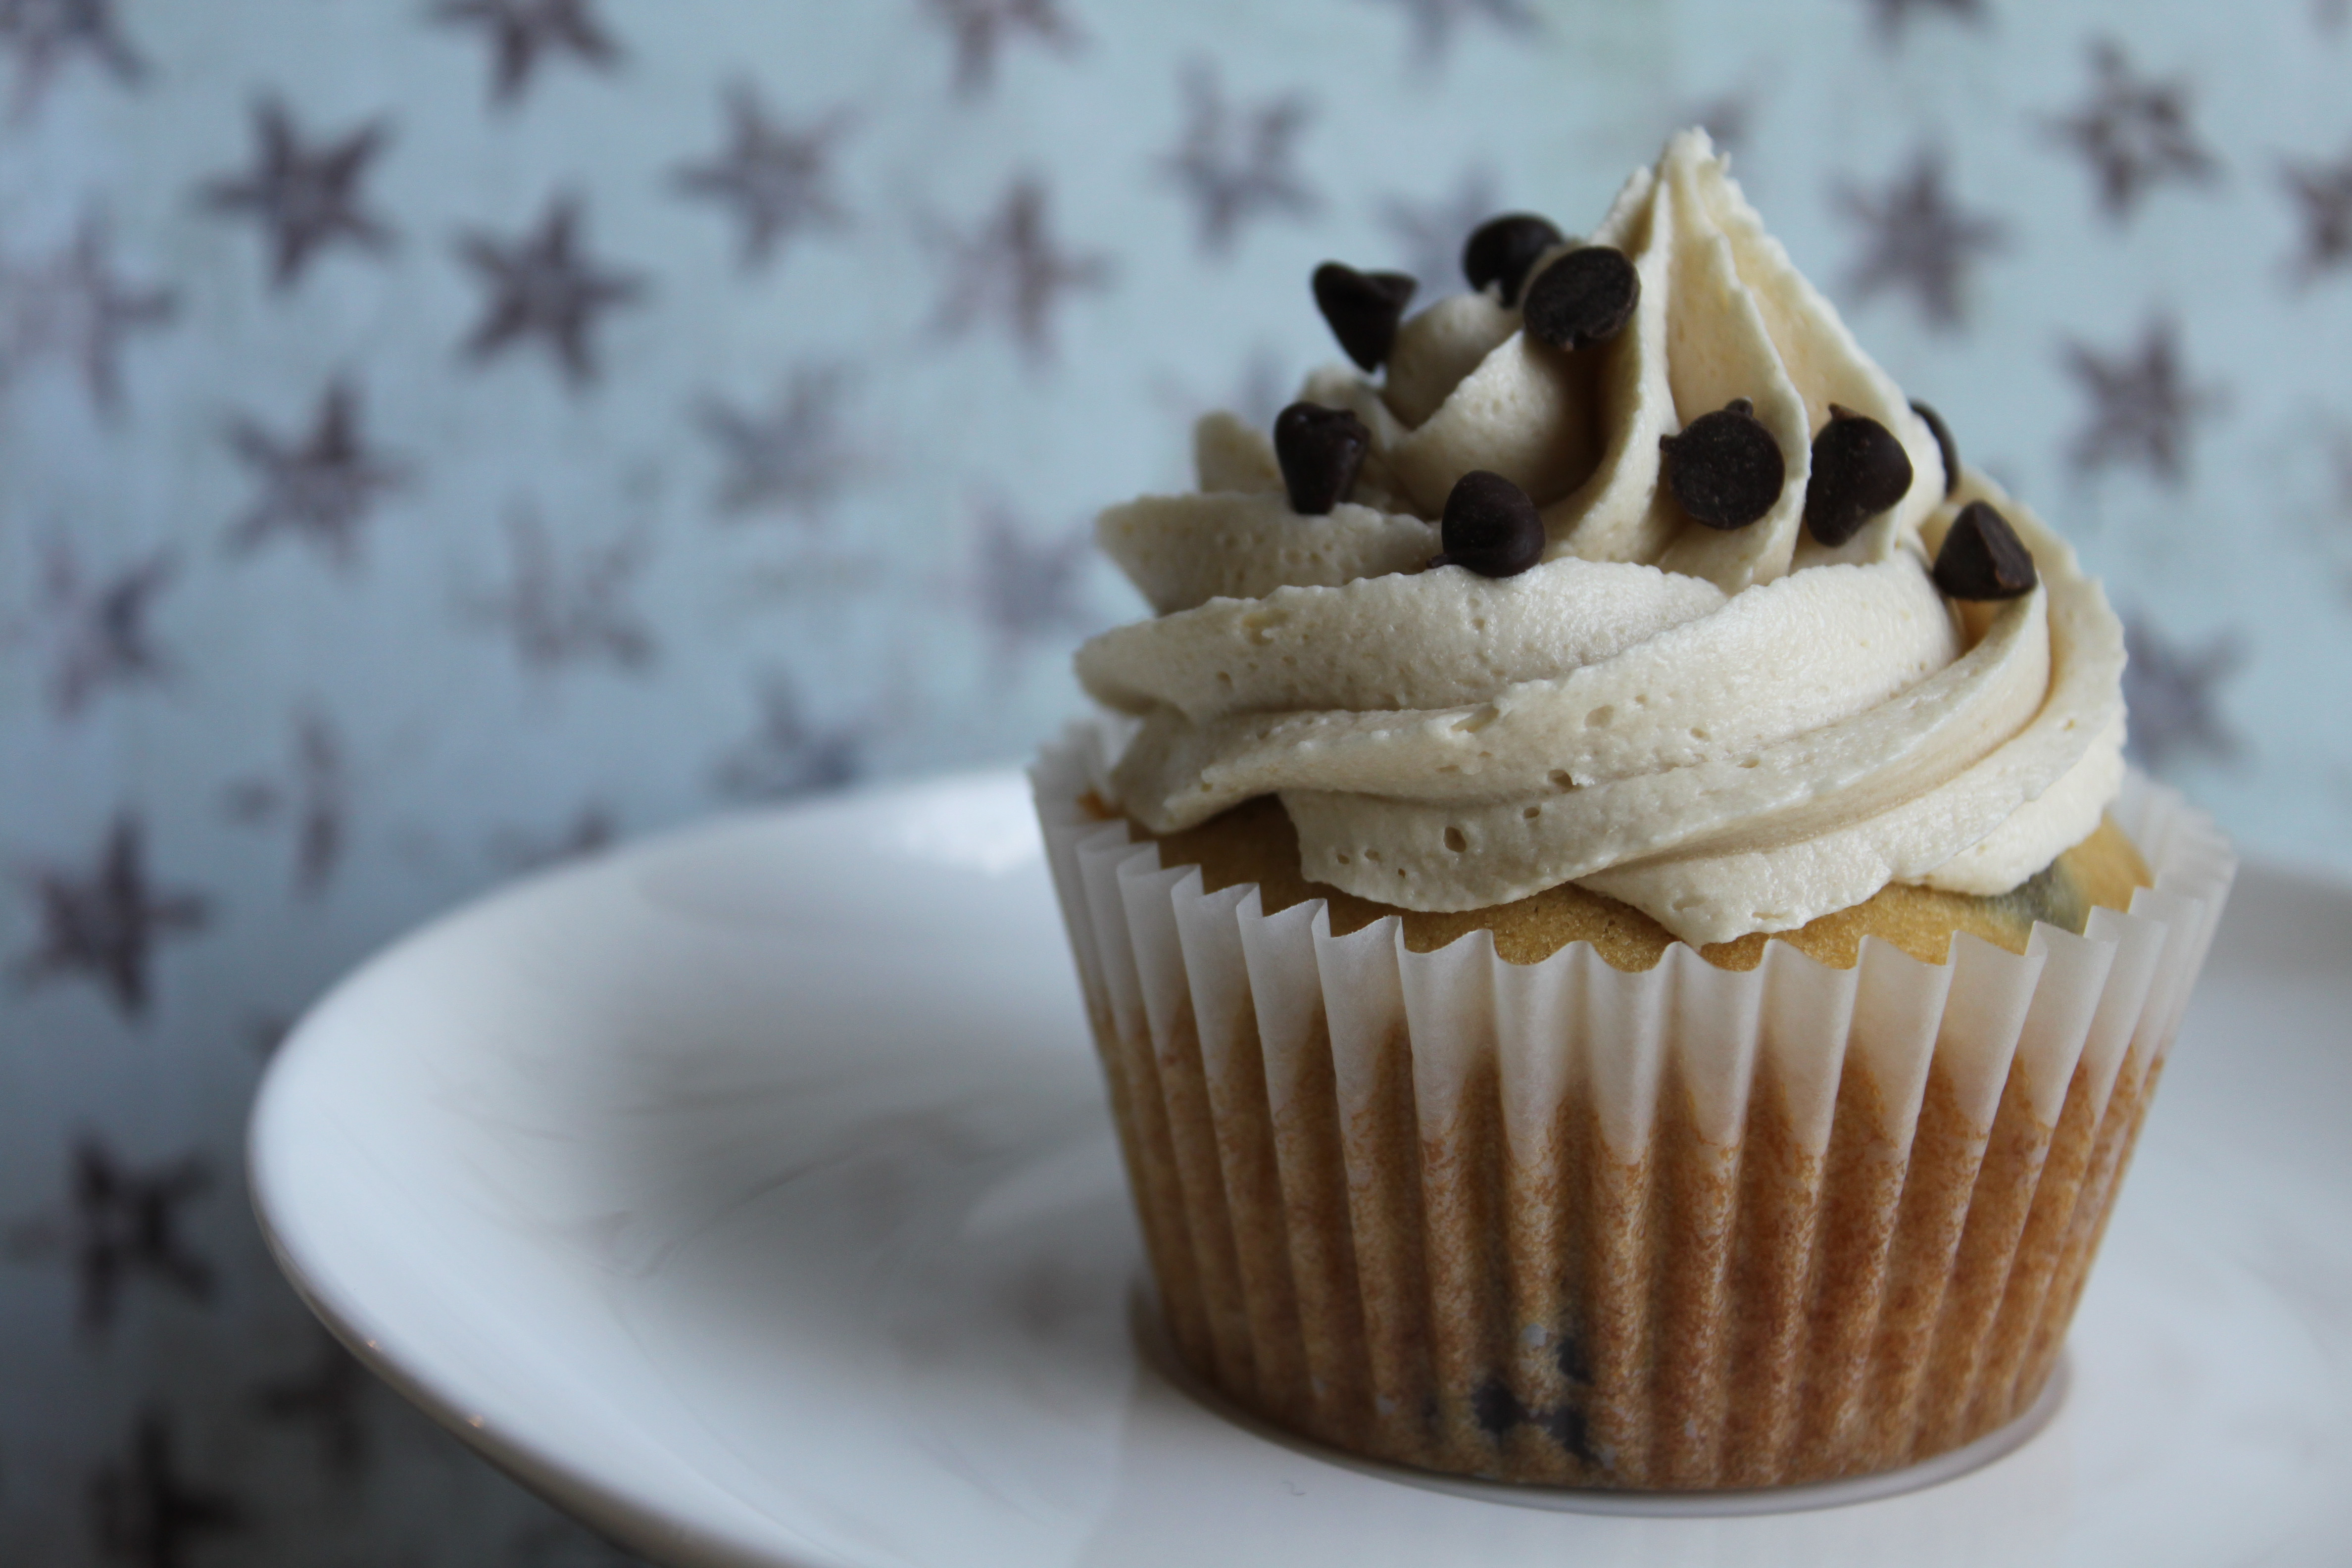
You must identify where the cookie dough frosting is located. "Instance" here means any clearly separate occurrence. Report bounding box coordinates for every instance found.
[1076,129,2127,948]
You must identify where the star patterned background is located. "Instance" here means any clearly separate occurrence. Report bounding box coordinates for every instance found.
[4,1,2351,1563]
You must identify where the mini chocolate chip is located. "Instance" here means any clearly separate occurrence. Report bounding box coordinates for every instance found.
[1462,212,1565,306]
[1555,1328,1592,1386]
[1911,398,1962,497]
[1312,262,1416,371]
[1804,404,1915,547]
[1659,400,1784,530]
[1520,245,1639,352]
[1932,500,2037,599]
[1273,402,1370,516]
[1537,1402,1599,1468]
[1431,470,1545,577]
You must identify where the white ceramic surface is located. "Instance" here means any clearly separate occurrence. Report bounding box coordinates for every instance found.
[249,771,2352,1568]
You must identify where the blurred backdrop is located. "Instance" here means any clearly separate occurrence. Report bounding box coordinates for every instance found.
[3,0,2349,1563]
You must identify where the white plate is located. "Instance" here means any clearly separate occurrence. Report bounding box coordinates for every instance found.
[249,771,2352,1568]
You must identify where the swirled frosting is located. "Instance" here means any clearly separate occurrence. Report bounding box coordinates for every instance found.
[1076,130,2127,947]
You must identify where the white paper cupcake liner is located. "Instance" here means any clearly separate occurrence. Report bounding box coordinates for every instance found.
[1030,726,2236,1489]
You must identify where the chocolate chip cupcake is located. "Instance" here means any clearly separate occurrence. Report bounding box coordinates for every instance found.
[1032,129,2236,1492]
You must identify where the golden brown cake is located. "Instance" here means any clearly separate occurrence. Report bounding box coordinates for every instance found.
[1116,791,2151,973]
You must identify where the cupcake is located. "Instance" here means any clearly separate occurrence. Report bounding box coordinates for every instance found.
[1032,129,2235,1491]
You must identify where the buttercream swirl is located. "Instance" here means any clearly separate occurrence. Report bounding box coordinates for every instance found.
[1076,130,2127,947]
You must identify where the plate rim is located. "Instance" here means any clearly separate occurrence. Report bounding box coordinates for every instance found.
[246,767,1053,1568]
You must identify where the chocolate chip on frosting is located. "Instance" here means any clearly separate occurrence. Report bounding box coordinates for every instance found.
[1274,402,1370,516]
[1659,398,1784,530]
[1312,263,1416,371]
[1803,404,1914,547]
[1520,245,1639,352]
[1431,470,1544,577]
[1932,500,2037,599]
[1911,398,1962,497]
[1461,213,1565,306]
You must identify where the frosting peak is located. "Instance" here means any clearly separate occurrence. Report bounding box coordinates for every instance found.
[1078,130,2127,947]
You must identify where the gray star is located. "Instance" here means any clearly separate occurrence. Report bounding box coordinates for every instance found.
[457,194,644,388]
[1159,62,1318,257]
[696,365,862,523]
[710,674,863,801]
[463,506,655,674]
[225,380,409,570]
[972,503,1097,659]
[1836,146,2006,329]
[2121,613,2243,771]
[2050,39,2220,223]
[0,208,174,417]
[21,535,177,720]
[674,83,850,273]
[201,98,395,292]
[222,711,347,899]
[930,176,1113,365]
[922,0,1080,98]
[12,814,208,1020]
[0,0,142,122]
[92,1411,245,1568]
[1360,0,1536,71]
[1862,0,1984,43]
[434,0,618,105]
[252,1326,373,1478]
[2280,145,2352,287]
[6,1137,214,1331]
[2060,315,2223,485]
[1379,164,1500,297]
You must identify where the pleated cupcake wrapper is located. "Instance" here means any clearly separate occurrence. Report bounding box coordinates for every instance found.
[1031,727,2237,1489]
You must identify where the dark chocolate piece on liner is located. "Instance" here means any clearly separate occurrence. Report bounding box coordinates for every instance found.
[1430,469,1544,577]
[1274,402,1370,516]
[1462,212,1565,305]
[1804,404,1915,547]
[1468,1373,1600,1466]
[1535,1402,1600,1468]
[1312,262,1416,371]
[1554,1325,1593,1386]
[1912,398,1962,497]
[1932,499,2037,599]
[1471,1376,1524,1439]
[1520,245,1639,352]
[1659,398,1784,530]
